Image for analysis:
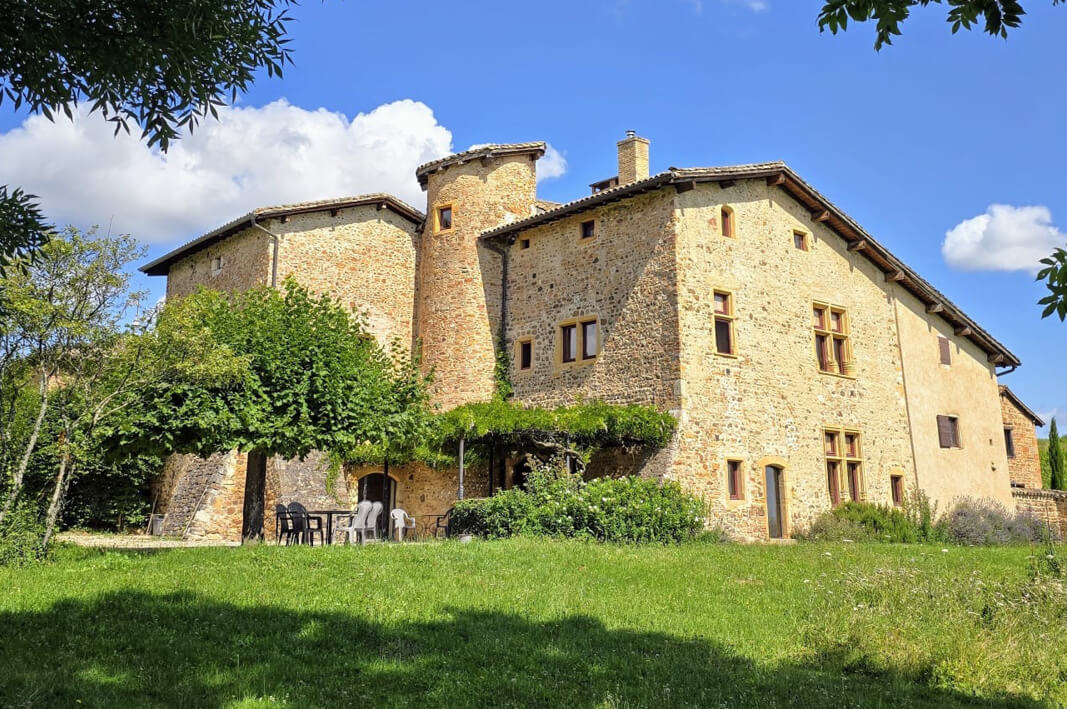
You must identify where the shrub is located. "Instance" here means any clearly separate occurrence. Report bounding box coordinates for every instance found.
[0,503,49,567]
[943,497,1052,546]
[799,501,929,543]
[796,511,873,542]
[450,458,705,544]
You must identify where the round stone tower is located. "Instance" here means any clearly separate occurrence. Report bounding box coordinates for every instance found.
[414,142,545,409]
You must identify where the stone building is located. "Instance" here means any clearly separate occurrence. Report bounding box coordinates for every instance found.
[141,133,1040,542]
[999,385,1044,489]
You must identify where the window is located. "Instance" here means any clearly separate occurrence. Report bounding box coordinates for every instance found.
[937,415,961,449]
[559,317,599,365]
[938,336,951,365]
[211,255,224,275]
[713,291,735,356]
[727,460,744,500]
[561,324,577,363]
[813,303,851,375]
[891,475,904,507]
[436,205,453,232]
[580,220,596,239]
[1004,427,1015,458]
[581,320,598,360]
[793,230,809,251]
[517,339,533,371]
[520,238,531,250]
[825,428,863,505]
[721,206,735,238]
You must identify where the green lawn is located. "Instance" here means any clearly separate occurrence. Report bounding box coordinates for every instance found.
[0,539,1063,708]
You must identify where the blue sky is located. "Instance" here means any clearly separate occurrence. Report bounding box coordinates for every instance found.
[1,0,1065,421]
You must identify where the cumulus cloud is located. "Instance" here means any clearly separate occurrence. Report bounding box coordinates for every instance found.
[942,204,1067,273]
[0,100,568,245]
[539,144,568,181]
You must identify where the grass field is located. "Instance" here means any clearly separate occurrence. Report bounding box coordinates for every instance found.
[0,539,1063,708]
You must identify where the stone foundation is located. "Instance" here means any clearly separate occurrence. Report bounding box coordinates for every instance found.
[1012,488,1067,540]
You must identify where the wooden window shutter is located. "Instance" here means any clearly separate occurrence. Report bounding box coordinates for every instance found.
[937,415,953,448]
[938,336,951,365]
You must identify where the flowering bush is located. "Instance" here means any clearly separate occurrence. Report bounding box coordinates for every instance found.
[943,497,1053,546]
[450,458,705,544]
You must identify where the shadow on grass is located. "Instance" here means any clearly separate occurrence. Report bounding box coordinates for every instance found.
[0,591,1043,708]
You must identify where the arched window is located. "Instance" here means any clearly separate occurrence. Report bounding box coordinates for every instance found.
[721,206,735,238]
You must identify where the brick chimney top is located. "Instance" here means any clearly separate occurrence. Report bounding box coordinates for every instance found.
[617,132,650,185]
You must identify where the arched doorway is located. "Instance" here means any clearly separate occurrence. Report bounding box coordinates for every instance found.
[357,473,396,539]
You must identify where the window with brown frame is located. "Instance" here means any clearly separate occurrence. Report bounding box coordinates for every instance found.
[1004,427,1015,458]
[793,230,809,251]
[813,303,852,375]
[436,205,453,232]
[937,415,961,449]
[581,319,598,360]
[713,291,735,356]
[580,220,595,239]
[518,339,533,371]
[561,324,577,363]
[825,428,863,505]
[559,318,599,364]
[891,475,904,507]
[727,460,744,500]
[938,336,951,365]
[721,206,735,238]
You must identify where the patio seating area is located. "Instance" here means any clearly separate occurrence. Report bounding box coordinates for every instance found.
[274,501,452,546]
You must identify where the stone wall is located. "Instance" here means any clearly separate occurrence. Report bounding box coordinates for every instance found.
[671,181,916,540]
[1012,488,1067,539]
[272,205,419,351]
[1001,391,1043,489]
[418,154,539,409]
[894,287,1013,508]
[165,227,272,299]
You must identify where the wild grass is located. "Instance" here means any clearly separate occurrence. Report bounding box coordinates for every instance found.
[0,539,1062,708]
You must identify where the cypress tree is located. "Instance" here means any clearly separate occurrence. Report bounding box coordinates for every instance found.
[1049,417,1065,491]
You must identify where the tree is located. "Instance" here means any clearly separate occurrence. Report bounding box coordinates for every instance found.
[0,227,144,537]
[1049,417,1065,490]
[0,0,297,274]
[818,0,1064,49]
[105,281,433,540]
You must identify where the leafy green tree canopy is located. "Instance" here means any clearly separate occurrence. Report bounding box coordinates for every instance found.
[818,0,1063,49]
[107,280,433,462]
[0,0,297,273]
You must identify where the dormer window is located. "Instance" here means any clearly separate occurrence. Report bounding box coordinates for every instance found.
[436,205,453,232]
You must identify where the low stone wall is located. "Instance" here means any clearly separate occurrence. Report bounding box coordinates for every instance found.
[1013,488,1067,539]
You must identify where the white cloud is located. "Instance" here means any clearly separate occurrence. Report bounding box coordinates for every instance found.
[539,144,568,181]
[0,100,568,245]
[722,0,767,11]
[942,204,1067,273]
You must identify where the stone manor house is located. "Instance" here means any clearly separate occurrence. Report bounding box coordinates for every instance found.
[141,133,1054,541]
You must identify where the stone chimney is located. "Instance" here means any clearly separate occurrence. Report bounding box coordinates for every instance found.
[617,130,650,185]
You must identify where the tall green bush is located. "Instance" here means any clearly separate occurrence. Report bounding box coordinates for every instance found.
[1049,417,1064,490]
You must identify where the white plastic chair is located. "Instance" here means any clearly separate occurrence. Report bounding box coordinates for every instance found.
[390,508,416,541]
[334,500,372,546]
[361,501,384,545]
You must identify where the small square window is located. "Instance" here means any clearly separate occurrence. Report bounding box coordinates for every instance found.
[520,238,530,250]
[580,220,595,239]
[211,255,224,275]
[793,231,808,251]
[727,460,743,500]
[519,340,533,371]
[436,205,453,232]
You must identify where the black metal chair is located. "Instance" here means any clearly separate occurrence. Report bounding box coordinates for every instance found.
[432,507,454,539]
[287,501,323,546]
[275,504,296,545]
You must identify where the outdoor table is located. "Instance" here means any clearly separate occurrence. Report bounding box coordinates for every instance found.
[418,514,446,539]
[308,509,352,545]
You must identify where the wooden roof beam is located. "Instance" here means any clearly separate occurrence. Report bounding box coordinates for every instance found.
[988,353,1006,365]
[811,210,830,223]
[766,174,786,187]
[847,240,867,252]
[719,180,736,189]
[674,180,696,193]
[926,302,944,314]
[954,326,973,337]
[888,270,907,283]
